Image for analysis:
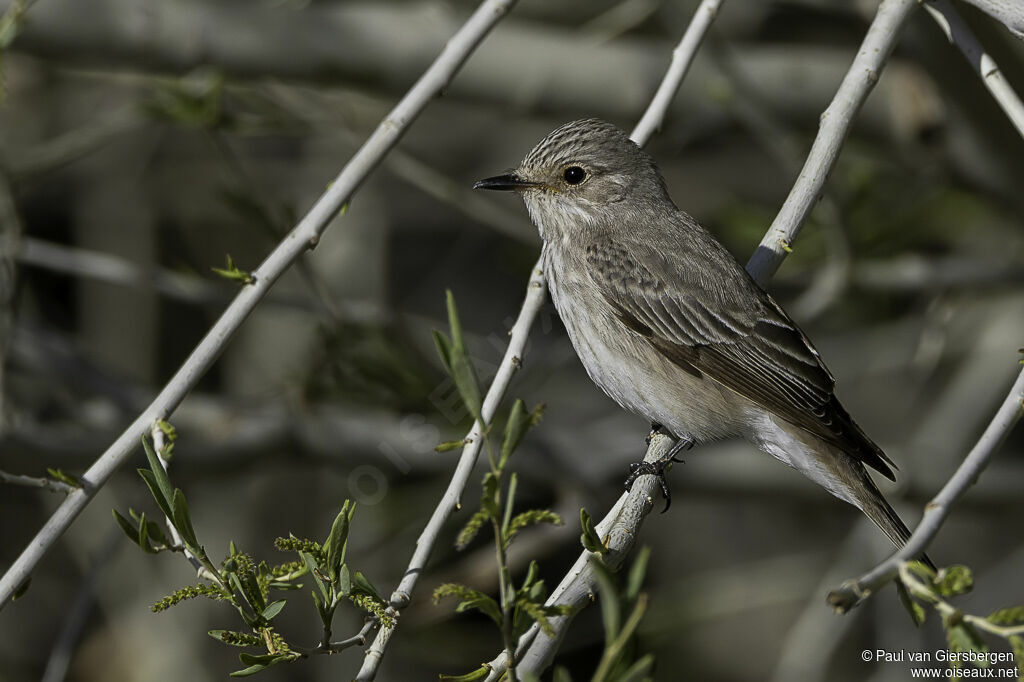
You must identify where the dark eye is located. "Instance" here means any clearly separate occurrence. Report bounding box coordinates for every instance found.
[563,166,587,185]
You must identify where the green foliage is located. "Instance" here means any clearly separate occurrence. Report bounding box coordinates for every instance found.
[114,434,392,676]
[897,561,1024,680]
[434,290,483,423]
[432,289,567,680]
[45,468,82,489]
[211,254,255,285]
[579,508,608,555]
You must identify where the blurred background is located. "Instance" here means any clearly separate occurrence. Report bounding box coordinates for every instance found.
[1,0,1023,680]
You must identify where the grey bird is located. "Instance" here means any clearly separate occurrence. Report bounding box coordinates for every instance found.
[475,118,917,550]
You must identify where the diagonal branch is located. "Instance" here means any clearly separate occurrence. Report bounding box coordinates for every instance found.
[745,0,920,284]
[924,0,1024,138]
[0,0,518,608]
[827,363,1024,613]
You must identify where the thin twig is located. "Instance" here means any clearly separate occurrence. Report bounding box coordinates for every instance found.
[0,470,75,495]
[355,261,545,680]
[924,0,1024,138]
[827,363,1024,613]
[745,0,919,284]
[0,0,518,608]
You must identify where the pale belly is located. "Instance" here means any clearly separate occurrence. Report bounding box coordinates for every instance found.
[543,246,745,443]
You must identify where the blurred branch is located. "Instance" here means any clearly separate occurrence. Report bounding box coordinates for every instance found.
[0,0,518,608]
[827,362,1024,614]
[0,167,19,432]
[0,0,937,138]
[957,0,1024,38]
[745,0,919,284]
[355,262,546,680]
[924,0,1024,138]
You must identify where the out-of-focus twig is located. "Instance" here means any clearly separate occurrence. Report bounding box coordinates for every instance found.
[827,363,1024,613]
[0,0,519,608]
[0,470,75,494]
[745,0,920,284]
[924,0,1024,138]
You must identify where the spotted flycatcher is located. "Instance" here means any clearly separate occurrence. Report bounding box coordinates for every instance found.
[475,118,917,550]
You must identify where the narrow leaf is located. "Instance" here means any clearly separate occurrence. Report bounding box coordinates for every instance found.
[438,665,490,682]
[580,507,607,555]
[432,330,453,375]
[171,488,200,549]
[324,500,352,581]
[112,509,140,545]
[137,469,174,520]
[625,546,651,603]
[141,436,175,505]
[261,600,286,621]
[434,439,468,453]
[896,579,926,627]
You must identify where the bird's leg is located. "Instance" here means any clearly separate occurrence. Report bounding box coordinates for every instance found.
[644,422,664,445]
[624,435,695,513]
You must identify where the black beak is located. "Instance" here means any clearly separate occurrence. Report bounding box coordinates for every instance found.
[473,173,537,191]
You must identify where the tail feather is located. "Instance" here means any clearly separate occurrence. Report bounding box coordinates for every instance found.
[857,472,936,571]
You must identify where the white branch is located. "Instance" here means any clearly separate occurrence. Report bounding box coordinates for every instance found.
[355,263,546,680]
[630,0,723,146]
[827,363,1024,613]
[924,0,1024,138]
[745,0,919,284]
[957,0,1024,38]
[0,0,518,608]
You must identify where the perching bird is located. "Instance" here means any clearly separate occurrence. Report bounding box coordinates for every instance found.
[475,118,917,550]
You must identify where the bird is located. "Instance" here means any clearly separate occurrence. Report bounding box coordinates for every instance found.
[474,117,919,552]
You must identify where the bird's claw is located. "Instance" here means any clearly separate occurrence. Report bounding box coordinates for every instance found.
[624,460,674,513]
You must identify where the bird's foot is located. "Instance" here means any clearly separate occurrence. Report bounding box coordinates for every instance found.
[624,436,695,513]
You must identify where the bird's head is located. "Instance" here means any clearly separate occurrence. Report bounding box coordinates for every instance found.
[474,118,672,241]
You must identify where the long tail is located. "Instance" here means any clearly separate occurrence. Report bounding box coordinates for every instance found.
[854,469,936,571]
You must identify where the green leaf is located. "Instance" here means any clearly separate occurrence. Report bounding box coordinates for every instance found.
[506,509,563,548]
[137,511,156,553]
[945,618,988,666]
[616,653,656,682]
[261,600,286,621]
[580,508,607,555]
[212,254,254,285]
[499,400,545,467]
[229,664,268,677]
[434,583,502,627]
[438,665,490,682]
[142,436,175,504]
[324,500,353,581]
[481,472,500,519]
[520,560,540,593]
[351,571,385,603]
[896,579,926,627]
[145,518,170,549]
[625,546,651,603]
[434,439,468,453]
[113,509,140,546]
[936,565,974,597]
[591,558,621,641]
[444,290,483,423]
[171,488,200,549]
[46,468,82,488]
[300,551,329,604]
[502,473,518,536]
[988,606,1024,626]
[338,564,351,597]
[455,510,489,551]
[1008,636,1024,679]
[137,468,174,522]
[432,330,453,375]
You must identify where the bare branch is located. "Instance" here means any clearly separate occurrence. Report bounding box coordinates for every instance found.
[924,0,1024,138]
[827,362,1024,613]
[957,0,1024,38]
[630,0,724,146]
[355,262,546,680]
[0,470,75,495]
[745,0,919,284]
[0,0,518,609]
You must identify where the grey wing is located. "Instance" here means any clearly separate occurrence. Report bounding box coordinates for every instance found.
[585,237,896,480]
